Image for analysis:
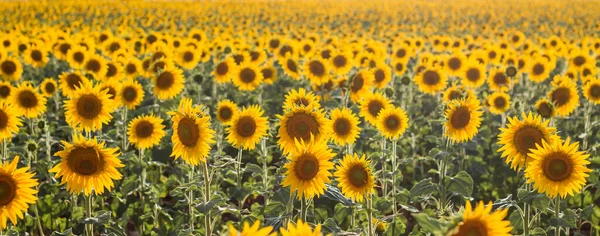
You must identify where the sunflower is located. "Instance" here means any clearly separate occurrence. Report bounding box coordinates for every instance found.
[127,114,166,150]
[487,92,510,114]
[10,83,47,119]
[66,45,88,69]
[444,54,466,76]
[535,98,555,119]
[528,58,552,83]
[497,112,558,170]
[525,137,591,198]
[119,79,145,110]
[104,62,123,82]
[283,88,321,111]
[228,221,276,236]
[329,51,353,76]
[349,70,374,102]
[249,49,267,65]
[280,56,301,80]
[176,47,201,70]
[461,61,486,88]
[415,67,447,95]
[391,59,408,76]
[153,64,184,100]
[23,46,48,68]
[277,107,330,155]
[260,64,277,85]
[0,102,22,141]
[372,65,392,89]
[232,63,263,91]
[64,80,115,132]
[53,40,72,61]
[40,78,58,97]
[50,133,124,196]
[487,68,511,92]
[123,57,142,79]
[548,77,579,116]
[359,91,392,126]
[442,83,475,103]
[0,156,39,230]
[376,106,409,140]
[98,79,121,109]
[329,107,361,146]
[303,58,329,86]
[446,201,512,236]
[226,105,269,150]
[216,99,238,125]
[280,219,323,236]
[84,54,108,80]
[59,71,89,98]
[168,97,216,166]
[0,57,22,81]
[583,77,600,104]
[212,58,236,84]
[282,140,335,199]
[0,81,13,100]
[444,98,483,143]
[334,153,375,202]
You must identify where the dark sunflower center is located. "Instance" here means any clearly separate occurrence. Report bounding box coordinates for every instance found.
[0,61,16,75]
[488,51,497,59]
[109,42,120,52]
[236,116,257,138]
[543,153,573,181]
[294,154,319,180]
[142,60,151,71]
[287,59,298,72]
[152,52,166,62]
[216,62,229,75]
[31,50,43,61]
[294,98,310,107]
[374,69,385,83]
[104,87,116,99]
[261,68,273,80]
[450,106,471,129]
[0,110,8,129]
[86,59,101,72]
[589,84,600,98]
[537,102,553,118]
[333,55,347,68]
[177,117,200,147]
[449,91,462,100]
[532,64,545,75]
[351,73,365,92]
[333,118,350,136]
[135,120,154,138]
[192,34,201,41]
[512,35,520,43]
[156,71,175,89]
[309,61,325,77]
[582,68,591,77]
[126,64,137,74]
[385,115,400,130]
[303,45,311,52]
[550,40,557,47]
[250,51,260,61]
[218,107,232,121]
[268,39,280,49]
[493,72,508,86]
[348,165,368,188]
[233,54,244,65]
[67,147,104,176]
[18,90,38,108]
[321,50,331,59]
[367,100,383,117]
[106,64,117,77]
[551,87,571,106]
[0,86,10,98]
[518,60,525,69]
[448,58,461,70]
[59,43,71,54]
[151,61,166,73]
[573,56,586,66]
[66,74,83,89]
[513,126,544,155]
[287,112,319,141]
[423,70,441,85]
[75,93,102,119]
[395,62,404,72]
[493,97,507,109]
[146,35,157,44]
[122,87,138,102]
[279,45,293,57]
[0,175,17,206]
[240,68,256,83]
[395,49,406,58]
[456,220,488,236]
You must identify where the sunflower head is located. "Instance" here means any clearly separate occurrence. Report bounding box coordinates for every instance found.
[10,82,47,119]
[59,71,89,98]
[535,98,555,118]
[447,201,512,236]
[0,82,12,100]
[153,64,184,100]
[329,107,361,146]
[583,77,600,104]
[168,97,216,166]
[0,57,23,81]
[40,78,58,97]
[277,107,330,155]
[444,98,483,143]
[487,92,510,115]
[349,70,374,102]
[64,80,115,132]
[127,114,166,150]
[280,219,323,236]
[216,99,238,125]
[232,63,264,91]
[548,77,579,117]
[228,221,276,236]
[119,79,145,110]
[359,91,392,126]
[226,105,269,150]
[282,140,335,199]
[376,106,409,140]
[0,156,39,230]
[283,88,321,111]
[334,153,375,202]
[415,67,447,95]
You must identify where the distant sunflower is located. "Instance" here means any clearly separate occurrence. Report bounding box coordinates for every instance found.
[525,137,591,198]
[98,80,121,109]
[349,70,374,102]
[283,88,321,111]
[461,61,486,88]
[249,49,267,65]
[0,156,39,230]
[372,65,392,89]
[176,47,201,70]
[446,201,512,236]
[282,141,335,199]
[415,67,447,95]
[277,107,330,155]
[443,84,474,103]
[168,97,216,165]
[535,98,555,119]
[228,221,276,236]
[260,65,277,85]
[444,54,466,76]
[280,219,323,236]
[232,63,263,91]
[583,78,600,104]
[153,65,184,100]
[444,98,483,143]
[280,56,301,80]
[0,82,12,100]
[64,80,115,132]
[103,62,122,82]
[528,58,552,83]
[40,78,58,97]
[548,77,579,116]
[10,83,47,119]
[50,134,124,196]
[303,58,329,86]
[213,58,236,84]
[84,54,108,80]
[0,57,22,81]
[334,153,375,202]
[59,71,89,98]
[487,92,510,114]
[127,114,166,150]
[226,105,268,150]
[216,99,238,125]
[329,107,361,146]
[359,91,392,126]
[0,102,22,140]
[123,58,142,79]
[497,112,558,170]
[23,47,48,68]
[376,106,409,140]
[487,68,511,92]
[66,46,88,69]
[391,59,408,76]
[119,79,144,110]
[329,51,353,76]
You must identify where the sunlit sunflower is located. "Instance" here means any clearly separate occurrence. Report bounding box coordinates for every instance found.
[548,77,579,116]
[127,114,166,150]
[212,58,236,84]
[277,107,330,155]
[359,91,392,126]
[329,51,354,76]
[372,65,392,89]
[232,63,263,91]
[227,105,269,150]
[415,67,447,95]
[487,68,511,92]
[444,54,466,76]
[487,92,510,114]
[528,58,552,83]
[40,78,58,97]
[525,137,591,198]
[98,80,121,109]
[103,62,123,82]
[84,54,108,80]
[23,46,48,68]
[228,221,276,236]
[59,71,89,98]
[10,83,47,119]
[0,57,23,81]
[443,83,475,103]
[282,140,335,199]
[168,97,216,165]
[535,98,555,119]
[329,107,361,146]
[283,88,321,111]
[280,56,301,80]
[0,82,12,100]
[446,201,512,236]
[118,79,145,110]
[349,70,374,102]
[461,61,486,88]
[249,49,267,65]
[176,47,201,70]
[583,77,600,104]
[260,64,277,85]
[0,101,22,141]
[303,58,329,86]
[64,80,115,132]
[50,133,123,196]
[280,219,323,236]
[376,106,409,140]
[216,99,238,125]
[0,156,39,230]
[334,153,374,202]
[123,58,142,79]
[391,59,408,76]
[444,98,483,143]
[66,45,88,69]
[153,65,184,100]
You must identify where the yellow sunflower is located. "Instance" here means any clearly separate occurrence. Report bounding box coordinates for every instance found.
[232,63,263,91]
[23,46,49,68]
[40,78,58,97]
[497,112,558,170]
[444,98,483,143]
[525,137,591,198]
[228,221,276,236]
[0,82,13,100]
[303,58,329,86]
[0,102,21,141]
[528,58,552,83]
[535,98,555,119]
[66,45,88,69]
[329,107,361,146]
[334,153,375,202]
[391,59,408,76]
[216,99,238,125]
[64,80,115,132]
[359,91,392,126]
[83,54,108,80]
[176,47,201,70]
[212,58,236,84]
[280,56,301,80]
[444,54,467,76]
[461,61,486,88]
[226,105,269,150]
[153,65,184,100]
[487,92,510,114]
[446,201,512,236]
[443,83,475,103]
[0,57,23,81]
[329,51,354,76]
[548,76,579,116]
[349,70,374,102]
[168,97,216,166]
[376,106,409,140]
[119,79,145,110]
[10,83,47,119]
[283,88,321,111]
[98,80,121,110]
[372,65,392,89]
[415,67,447,95]
[583,77,600,104]
[260,65,277,85]
[282,141,335,199]
[280,219,323,236]
[127,114,166,150]
[59,71,89,98]
[50,133,124,196]
[487,67,511,92]
[277,107,330,155]
[0,156,39,230]
[123,57,142,79]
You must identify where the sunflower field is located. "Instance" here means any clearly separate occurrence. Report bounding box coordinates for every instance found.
[0,0,600,235]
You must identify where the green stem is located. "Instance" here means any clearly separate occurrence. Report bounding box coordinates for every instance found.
[202,162,212,236]
[236,149,243,187]
[139,148,146,235]
[367,195,374,236]
[261,138,269,212]
[555,197,561,236]
[300,196,308,222]
[524,183,531,236]
[381,136,387,197]
[391,139,398,215]
[121,107,128,152]
[583,101,591,150]
[33,200,45,236]
[189,165,195,231]
[285,191,296,225]
[45,125,51,162]
[85,195,93,236]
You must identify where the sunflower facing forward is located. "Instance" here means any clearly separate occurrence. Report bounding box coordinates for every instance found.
[168,98,216,165]
[226,105,269,150]
[359,91,392,126]
[329,107,361,146]
[446,201,512,236]
[59,72,89,98]
[119,79,145,110]
[582,77,600,104]
[282,141,335,199]
[153,65,184,100]
[0,156,39,230]
[10,82,47,119]
[128,114,166,150]
[415,67,447,95]
[525,137,591,198]
[283,88,321,111]
[216,99,238,125]
[0,57,23,81]
[349,70,374,102]
[280,219,324,236]
[232,63,264,91]
[444,98,483,143]
[334,153,375,202]
[64,80,115,132]
[376,106,409,140]
[277,107,330,155]
[0,81,13,100]
[50,134,124,196]
[40,78,58,97]
[548,76,579,116]
[487,92,510,114]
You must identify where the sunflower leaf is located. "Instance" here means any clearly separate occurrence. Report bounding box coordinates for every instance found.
[410,178,436,200]
[322,184,353,206]
[412,213,448,234]
[445,171,473,198]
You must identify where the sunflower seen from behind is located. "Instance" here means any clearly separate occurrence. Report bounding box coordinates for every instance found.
[334,153,375,202]
[50,133,124,196]
[282,140,335,199]
[487,92,510,114]
[277,107,330,155]
[444,98,483,143]
[329,107,361,146]
[0,156,39,230]
[446,201,512,236]
[376,106,409,140]
[40,78,58,97]
[127,114,166,150]
[10,82,47,119]
[64,80,115,132]
[226,105,268,150]
[228,221,276,236]
[232,62,263,91]
[153,64,184,100]
[168,97,215,165]
[216,99,238,125]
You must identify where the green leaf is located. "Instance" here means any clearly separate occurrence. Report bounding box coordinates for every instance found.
[411,213,448,233]
[445,171,473,198]
[531,227,547,235]
[549,208,577,228]
[410,178,436,199]
[517,189,551,212]
[322,184,353,206]
[245,163,263,174]
[196,195,224,214]
[51,228,73,236]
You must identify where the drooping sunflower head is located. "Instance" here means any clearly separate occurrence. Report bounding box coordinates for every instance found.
[525,137,591,198]
[376,106,409,140]
[444,98,483,143]
[119,79,145,110]
[228,221,276,236]
[50,134,124,196]
[583,77,600,104]
[153,64,184,100]
[282,140,335,199]
[0,81,13,100]
[415,67,447,95]
[329,107,361,146]
[59,71,89,98]
[548,77,579,117]
[303,58,329,86]
[334,153,375,202]
[10,82,47,119]
[216,99,238,125]
[226,105,269,150]
[277,107,330,155]
[283,88,321,111]
[0,57,23,81]
[64,80,115,132]
[232,63,264,91]
[447,201,512,236]
[359,91,392,126]
[0,156,39,230]
[127,114,166,150]
[487,92,510,115]
[0,102,22,141]
[40,78,58,97]
[348,70,374,102]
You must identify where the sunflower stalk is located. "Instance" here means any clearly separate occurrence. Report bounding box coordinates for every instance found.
[380,136,387,196]
[555,197,561,236]
[285,191,296,225]
[138,148,146,235]
[300,196,308,222]
[189,165,195,231]
[121,107,128,151]
[84,195,94,236]
[45,124,52,162]
[523,183,531,236]
[582,101,591,150]
[236,149,243,188]
[391,138,398,216]
[367,194,374,236]
[1,139,7,164]
[260,138,269,212]
[202,161,212,236]
[33,198,45,236]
